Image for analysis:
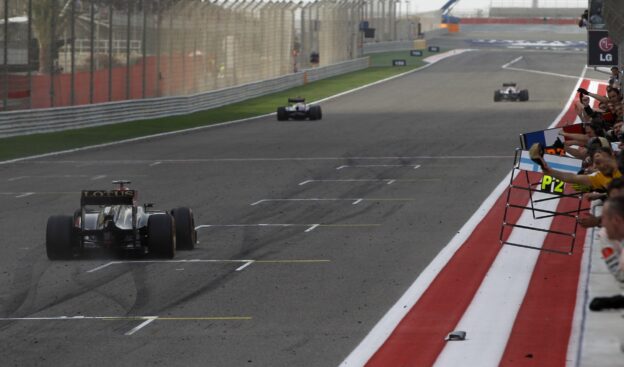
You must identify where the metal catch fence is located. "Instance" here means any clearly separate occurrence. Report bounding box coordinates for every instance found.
[1,0,416,112]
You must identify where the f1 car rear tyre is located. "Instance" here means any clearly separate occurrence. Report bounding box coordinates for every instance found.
[519,89,529,101]
[494,90,502,102]
[277,107,288,121]
[309,105,322,120]
[148,214,175,259]
[171,207,196,250]
[46,215,76,260]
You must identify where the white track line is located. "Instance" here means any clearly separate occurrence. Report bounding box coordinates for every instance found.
[305,224,320,233]
[86,261,121,273]
[249,198,417,206]
[433,192,559,366]
[124,316,157,336]
[335,164,421,170]
[7,176,27,181]
[86,259,251,273]
[502,56,588,80]
[86,258,328,273]
[298,179,437,186]
[339,170,517,367]
[235,260,255,272]
[15,192,34,198]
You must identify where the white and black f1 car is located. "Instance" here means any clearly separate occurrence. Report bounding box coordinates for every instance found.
[494,82,529,102]
[46,181,196,260]
[276,97,322,120]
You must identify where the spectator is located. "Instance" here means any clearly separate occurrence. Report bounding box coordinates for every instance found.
[578,9,589,28]
[574,93,593,123]
[589,5,605,29]
[578,177,624,228]
[541,146,622,191]
[589,195,624,311]
[578,87,622,105]
[609,67,621,90]
[560,121,605,153]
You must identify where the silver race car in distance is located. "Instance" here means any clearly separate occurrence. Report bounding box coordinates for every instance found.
[46,180,196,260]
[276,97,322,120]
[494,82,529,102]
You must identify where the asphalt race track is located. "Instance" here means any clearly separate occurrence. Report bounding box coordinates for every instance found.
[0,44,587,366]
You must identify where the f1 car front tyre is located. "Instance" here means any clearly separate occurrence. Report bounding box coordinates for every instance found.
[46,215,76,260]
[519,89,529,101]
[148,214,175,259]
[277,107,288,121]
[171,207,196,250]
[309,105,322,120]
[494,90,502,102]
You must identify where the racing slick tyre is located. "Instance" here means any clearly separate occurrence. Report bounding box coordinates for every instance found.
[46,215,76,260]
[309,105,322,120]
[494,90,502,102]
[171,207,196,250]
[277,107,288,121]
[519,89,529,101]
[148,214,175,259]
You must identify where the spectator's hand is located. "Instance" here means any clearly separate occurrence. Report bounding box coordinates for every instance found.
[577,87,589,95]
[583,192,605,201]
[541,161,552,174]
[577,214,601,228]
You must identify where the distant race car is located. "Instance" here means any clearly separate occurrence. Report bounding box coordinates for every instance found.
[46,180,196,260]
[494,82,529,102]
[276,97,322,120]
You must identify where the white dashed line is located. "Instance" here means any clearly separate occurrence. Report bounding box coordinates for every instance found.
[305,224,320,233]
[235,260,255,271]
[86,261,121,273]
[335,164,421,170]
[15,192,34,198]
[8,176,27,181]
[124,316,157,336]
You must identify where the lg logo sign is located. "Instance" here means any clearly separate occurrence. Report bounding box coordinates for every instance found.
[599,37,614,52]
[589,30,618,66]
[599,36,615,62]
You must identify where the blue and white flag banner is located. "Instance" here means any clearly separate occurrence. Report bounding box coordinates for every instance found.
[520,125,584,150]
[518,151,583,174]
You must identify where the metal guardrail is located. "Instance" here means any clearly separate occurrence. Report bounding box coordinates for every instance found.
[0,58,369,138]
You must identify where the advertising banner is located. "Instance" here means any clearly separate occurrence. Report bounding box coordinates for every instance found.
[588,30,619,66]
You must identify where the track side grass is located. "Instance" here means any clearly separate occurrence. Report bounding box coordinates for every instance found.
[0,50,440,161]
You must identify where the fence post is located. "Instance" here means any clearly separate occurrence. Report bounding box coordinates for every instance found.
[70,0,76,105]
[2,0,8,110]
[28,0,33,109]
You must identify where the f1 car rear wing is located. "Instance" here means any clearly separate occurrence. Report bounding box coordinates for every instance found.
[288,97,305,103]
[81,190,136,206]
